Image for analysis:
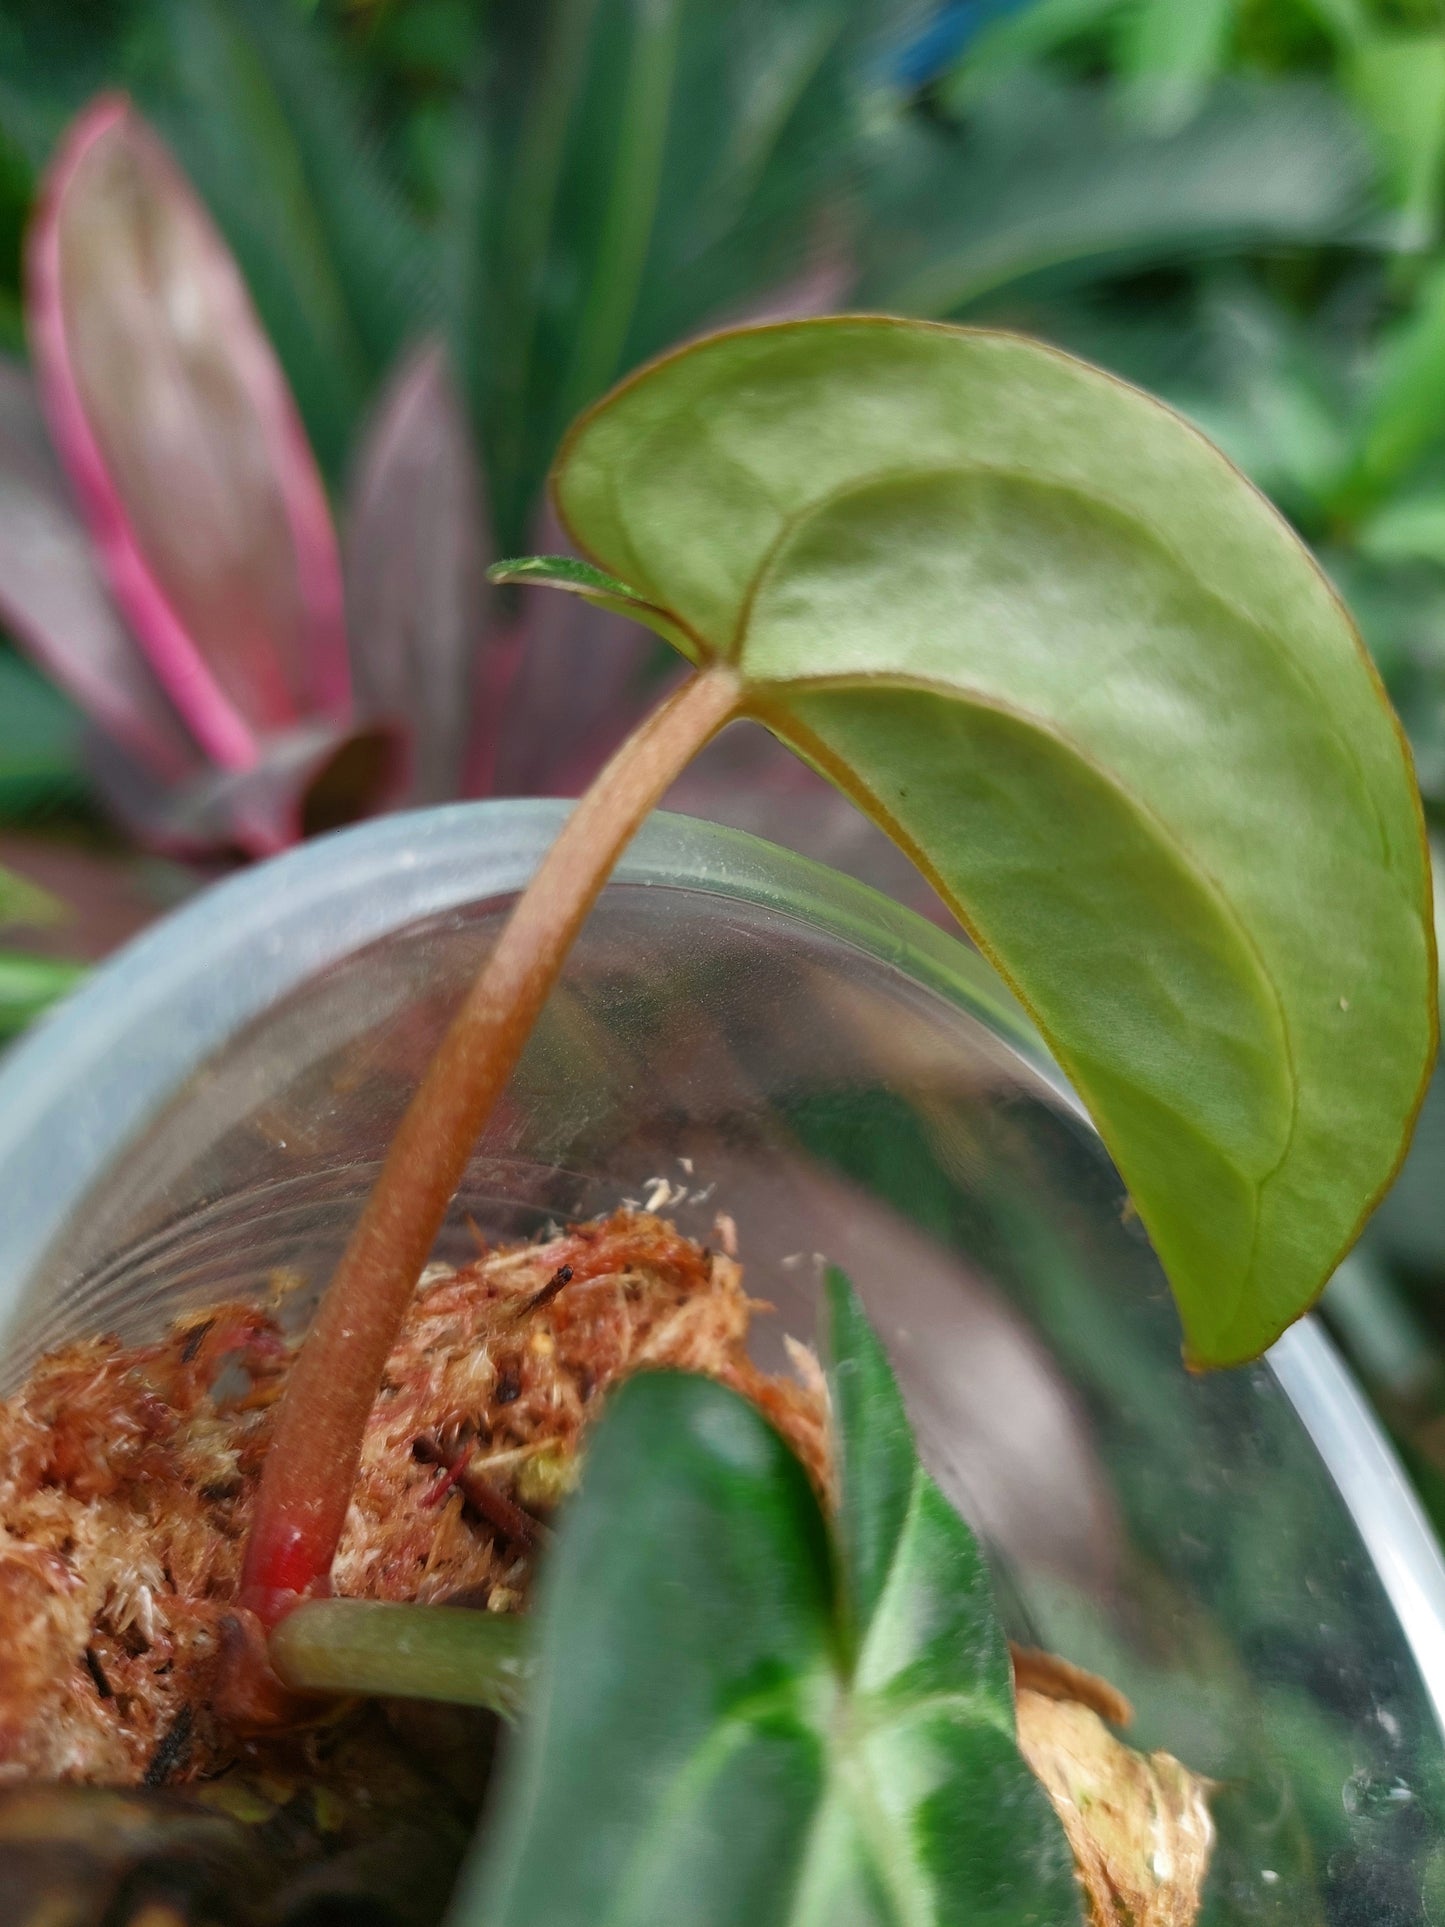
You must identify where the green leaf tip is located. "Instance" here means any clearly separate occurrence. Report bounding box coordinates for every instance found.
[487,554,640,597]
[548,315,1437,1367]
[487,553,701,657]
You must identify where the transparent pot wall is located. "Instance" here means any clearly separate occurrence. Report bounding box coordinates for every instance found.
[1,802,1442,1925]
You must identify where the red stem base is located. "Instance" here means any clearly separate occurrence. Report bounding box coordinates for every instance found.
[239,665,740,1625]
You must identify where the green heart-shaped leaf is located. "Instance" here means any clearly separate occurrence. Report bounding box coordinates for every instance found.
[496,317,1436,1365]
[457,1268,1081,1926]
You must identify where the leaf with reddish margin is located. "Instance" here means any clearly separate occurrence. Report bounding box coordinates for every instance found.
[87,715,408,860]
[0,358,199,785]
[344,340,486,805]
[515,317,1438,1366]
[26,95,350,772]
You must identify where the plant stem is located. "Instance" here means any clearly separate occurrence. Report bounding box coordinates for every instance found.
[269,1599,533,1718]
[239,663,741,1625]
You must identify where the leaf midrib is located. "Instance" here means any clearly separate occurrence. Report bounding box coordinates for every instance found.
[594,1471,1016,1927]
[786,1471,1009,1927]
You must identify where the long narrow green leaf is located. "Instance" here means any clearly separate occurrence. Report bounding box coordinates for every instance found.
[1117,0,1235,130]
[939,0,1126,111]
[1345,31,1445,249]
[468,0,917,549]
[0,949,83,1039]
[556,0,680,422]
[1358,258,1445,495]
[861,77,1375,318]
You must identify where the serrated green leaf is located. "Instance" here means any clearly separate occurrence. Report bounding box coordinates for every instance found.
[534,316,1434,1365]
[458,1269,1079,1926]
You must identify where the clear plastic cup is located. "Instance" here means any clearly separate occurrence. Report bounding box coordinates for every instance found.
[1,800,1442,1923]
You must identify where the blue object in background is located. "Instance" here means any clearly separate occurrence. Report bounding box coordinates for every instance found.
[893,0,1039,89]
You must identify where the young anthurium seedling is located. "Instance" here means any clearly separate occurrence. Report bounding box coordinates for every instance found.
[239,316,1435,1635]
[455,1269,1087,1927]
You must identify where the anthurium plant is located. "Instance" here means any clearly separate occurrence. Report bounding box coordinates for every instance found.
[241,314,1435,1626]
[2,315,1434,1924]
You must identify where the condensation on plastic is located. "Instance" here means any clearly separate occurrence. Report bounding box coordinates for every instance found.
[1,801,1443,1922]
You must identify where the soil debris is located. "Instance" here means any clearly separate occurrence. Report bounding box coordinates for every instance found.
[0,1210,826,1786]
[1011,1643,1135,1727]
[1017,1688,1214,1926]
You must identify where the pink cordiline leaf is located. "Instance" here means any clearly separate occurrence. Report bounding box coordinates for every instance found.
[87,714,410,860]
[0,359,200,785]
[344,339,486,805]
[26,94,350,772]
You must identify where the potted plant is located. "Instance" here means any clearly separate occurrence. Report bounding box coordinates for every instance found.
[0,318,1437,1924]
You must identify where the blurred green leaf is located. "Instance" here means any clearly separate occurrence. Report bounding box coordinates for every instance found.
[0,948,83,1037]
[1116,0,1235,130]
[1302,0,1372,49]
[938,0,1125,110]
[461,0,923,548]
[1323,1248,1439,1403]
[0,859,61,929]
[0,647,87,820]
[1169,286,1357,517]
[544,316,1434,1365]
[1344,30,1445,248]
[1357,256,1445,493]
[1358,490,1445,566]
[459,1269,1079,1926]
[0,2,156,169]
[860,76,1375,317]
